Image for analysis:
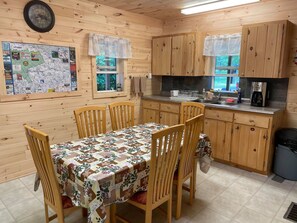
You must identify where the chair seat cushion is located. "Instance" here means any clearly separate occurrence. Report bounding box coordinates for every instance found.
[130,191,147,205]
[61,195,74,209]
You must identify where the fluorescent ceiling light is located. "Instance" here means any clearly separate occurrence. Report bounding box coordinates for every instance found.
[181,0,260,15]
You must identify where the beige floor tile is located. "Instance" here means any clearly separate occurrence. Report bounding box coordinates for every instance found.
[208,196,243,219]
[228,175,264,196]
[7,197,43,221]
[1,187,35,208]
[254,184,289,204]
[19,174,36,187]
[0,209,15,223]
[220,188,252,205]
[0,179,25,195]
[191,208,231,223]
[233,207,272,223]
[0,200,5,210]
[245,195,282,218]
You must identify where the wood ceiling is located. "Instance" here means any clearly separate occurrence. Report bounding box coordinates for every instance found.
[87,0,214,20]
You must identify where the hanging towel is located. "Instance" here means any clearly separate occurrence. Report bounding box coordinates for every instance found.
[139,77,146,96]
[131,77,140,95]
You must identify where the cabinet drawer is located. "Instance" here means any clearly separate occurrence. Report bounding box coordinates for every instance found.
[205,109,233,122]
[160,103,180,113]
[234,113,270,128]
[142,100,159,110]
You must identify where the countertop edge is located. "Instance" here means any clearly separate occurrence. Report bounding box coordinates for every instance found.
[142,95,284,115]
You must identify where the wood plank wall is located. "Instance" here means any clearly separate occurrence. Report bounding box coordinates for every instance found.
[0,0,163,183]
[163,0,297,128]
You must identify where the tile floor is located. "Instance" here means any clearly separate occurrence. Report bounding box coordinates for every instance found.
[0,161,296,223]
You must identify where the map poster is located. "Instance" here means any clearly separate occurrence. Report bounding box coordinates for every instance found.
[1,42,78,95]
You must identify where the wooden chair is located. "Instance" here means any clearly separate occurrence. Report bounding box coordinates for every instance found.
[174,115,204,219]
[24,125,80,223]
[74,105,106,138]
[115,124,184,223]
[180,101,205,124]
[108,101,135,131]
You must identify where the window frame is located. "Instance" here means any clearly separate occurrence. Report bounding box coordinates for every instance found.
[92,57,127,99]
[212,55,239,92]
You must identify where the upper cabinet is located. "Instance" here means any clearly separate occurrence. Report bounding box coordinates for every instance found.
[152,33,204,76]
[239,20,293,78]
[152,36,172,75]
[171,34,195,76]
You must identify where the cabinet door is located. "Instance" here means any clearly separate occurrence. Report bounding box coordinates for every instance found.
[239,20,290,78]
[231,124,268,171]
[204,119,232,162]
[160,112,179,126]
[143,108,159,124]
[171,34,195,76]
[152,37,172,75]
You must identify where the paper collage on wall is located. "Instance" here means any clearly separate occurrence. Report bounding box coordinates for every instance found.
[2,42,77,95]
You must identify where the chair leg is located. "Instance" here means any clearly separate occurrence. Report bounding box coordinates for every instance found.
[110,204,116,223]
[145,209,152,223]
[57,213,65,223]
[167,198,172,223]
[189,175,194,205]
[44,203,49,223]
[82,208,88,217]
[175,182,183,219]
[193,160,198,199]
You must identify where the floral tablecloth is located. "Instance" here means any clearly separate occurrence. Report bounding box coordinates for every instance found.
[50,123,212,223]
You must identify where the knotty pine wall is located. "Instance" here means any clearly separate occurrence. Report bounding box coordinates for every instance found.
[163,0,297,128]
[0,0,163,183]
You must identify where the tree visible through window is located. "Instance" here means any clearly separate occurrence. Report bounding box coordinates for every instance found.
[96,56,117,91]
[213,55,240,91]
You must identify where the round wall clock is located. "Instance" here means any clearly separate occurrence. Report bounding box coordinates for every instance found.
[23,0,55,33]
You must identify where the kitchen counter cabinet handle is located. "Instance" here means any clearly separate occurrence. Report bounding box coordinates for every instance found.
[250,127,255,131]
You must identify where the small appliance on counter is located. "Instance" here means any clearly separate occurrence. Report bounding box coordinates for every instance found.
[170,90,179,97]
[251,82,267,107]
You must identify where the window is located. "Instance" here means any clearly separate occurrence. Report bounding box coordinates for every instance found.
[96,56,120,91]
[213,55,240,92]
[92,55,126,99]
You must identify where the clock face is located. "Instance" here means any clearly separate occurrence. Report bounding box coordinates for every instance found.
[24,1,55,33]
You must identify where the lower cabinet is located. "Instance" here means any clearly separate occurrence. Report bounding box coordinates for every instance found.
[204,119,232,162]
[231,124,268,171]
[204,107,282,175]
[142,99,180,126]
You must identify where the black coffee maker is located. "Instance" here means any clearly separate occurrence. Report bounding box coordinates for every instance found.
[251,82,267,107]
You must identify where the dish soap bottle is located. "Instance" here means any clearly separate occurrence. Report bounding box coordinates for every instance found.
[237,88,242,103]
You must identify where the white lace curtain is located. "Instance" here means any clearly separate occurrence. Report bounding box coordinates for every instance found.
[203,34,241,56]
[88,33,132,58]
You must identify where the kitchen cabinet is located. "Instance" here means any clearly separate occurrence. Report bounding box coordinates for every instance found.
[152,33,201,76]
[204,109,234,162]
[204,107,282,174]
[239,20,292,78]
[171,34,195,76]
[231,124,268,171]
[142,99,180,126]
[152,36,172,75]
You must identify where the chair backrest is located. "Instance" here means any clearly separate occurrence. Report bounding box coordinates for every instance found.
[74,106,106,138]
[178,114,204,180]
[108,101,135,131]
[180,102,205,124]
[24,125,62,211]
[147,124,184,206]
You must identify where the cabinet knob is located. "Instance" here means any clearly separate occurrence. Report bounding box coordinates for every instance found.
[253,149,257,152]
[250,127,255,131]
[235,126,239,130]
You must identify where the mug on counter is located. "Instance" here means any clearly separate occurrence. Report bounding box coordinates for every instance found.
[170,90,179,97]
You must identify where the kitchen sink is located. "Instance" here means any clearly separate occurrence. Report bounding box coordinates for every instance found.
[192,98,237,106]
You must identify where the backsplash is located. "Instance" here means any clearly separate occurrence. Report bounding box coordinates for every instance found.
[161,76,289,103]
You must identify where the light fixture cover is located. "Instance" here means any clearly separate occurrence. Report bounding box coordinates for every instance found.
[181,0,260,15]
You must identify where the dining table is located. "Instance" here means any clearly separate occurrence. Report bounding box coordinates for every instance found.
[50,122,212,223]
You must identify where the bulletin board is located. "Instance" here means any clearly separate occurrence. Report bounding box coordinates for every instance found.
[0,41,80,101]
